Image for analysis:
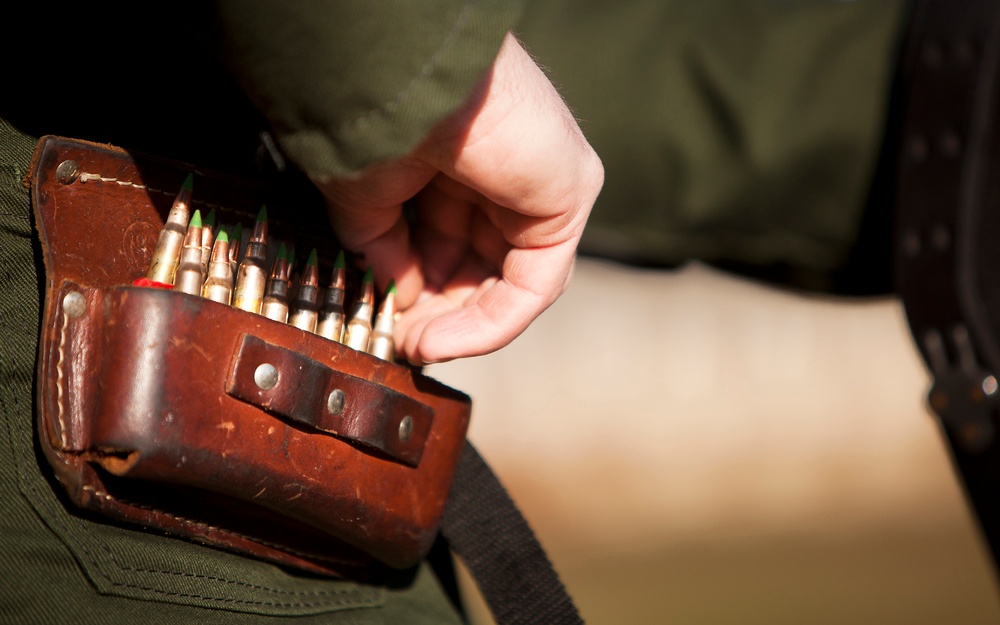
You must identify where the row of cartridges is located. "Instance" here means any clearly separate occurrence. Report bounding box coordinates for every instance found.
[137,174,397,362]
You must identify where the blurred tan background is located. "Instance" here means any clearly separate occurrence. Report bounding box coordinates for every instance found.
[427,257,1000,624]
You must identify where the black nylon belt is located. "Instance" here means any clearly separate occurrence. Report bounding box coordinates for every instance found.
[441,441,584,625]
[894,0,1000,575]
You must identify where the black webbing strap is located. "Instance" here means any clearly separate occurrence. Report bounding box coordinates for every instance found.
[440,441,584,625]
[894,0,1000,574]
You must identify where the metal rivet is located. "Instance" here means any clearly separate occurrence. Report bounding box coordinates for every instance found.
[901,231,921,257]
[327,389,345,415]
[961,422,985,448]
[953,40,975,65]
[398,416,413,443]
[56,160,80,185]
[983,375,998,397]
[940,132,961,158]
[254,363,279,390]
[922,42,943,68]
[931,225,951,251]
[929,389,948,414]
[62,291,86,318]
[908,135,929,162]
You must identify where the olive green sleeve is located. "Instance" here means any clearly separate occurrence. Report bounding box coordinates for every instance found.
[203,0,521,177]
[516,0,909,293]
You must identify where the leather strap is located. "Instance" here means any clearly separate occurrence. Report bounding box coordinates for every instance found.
[441,442,584,625]
[894,0,1000,570]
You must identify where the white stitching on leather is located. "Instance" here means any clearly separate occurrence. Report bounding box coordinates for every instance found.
[77,172,254,220]
[56,309,69,449]
[79,173,153,191]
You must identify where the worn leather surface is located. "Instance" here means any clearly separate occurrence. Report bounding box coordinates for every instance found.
[30,136,472,575]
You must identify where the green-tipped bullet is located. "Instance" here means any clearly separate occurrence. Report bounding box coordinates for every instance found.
[228,221,243,277]
[289,249,320,333]
[145,173,193,285]
[174,209,205,296]
[202,229,234,304]
[199,208,216,277]
[368,280,397,361]
[233,205,268,313]
[344,267,375,351]
[317,250,347,343]
[262,242,292,323]
[285,243,299,297]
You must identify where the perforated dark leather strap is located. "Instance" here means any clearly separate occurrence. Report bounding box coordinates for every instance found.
[895,0,1000,572]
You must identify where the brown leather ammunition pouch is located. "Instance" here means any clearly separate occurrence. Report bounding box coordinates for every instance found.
[29,135,472,578]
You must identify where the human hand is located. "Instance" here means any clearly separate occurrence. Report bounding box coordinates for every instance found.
[312,33,604,365]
